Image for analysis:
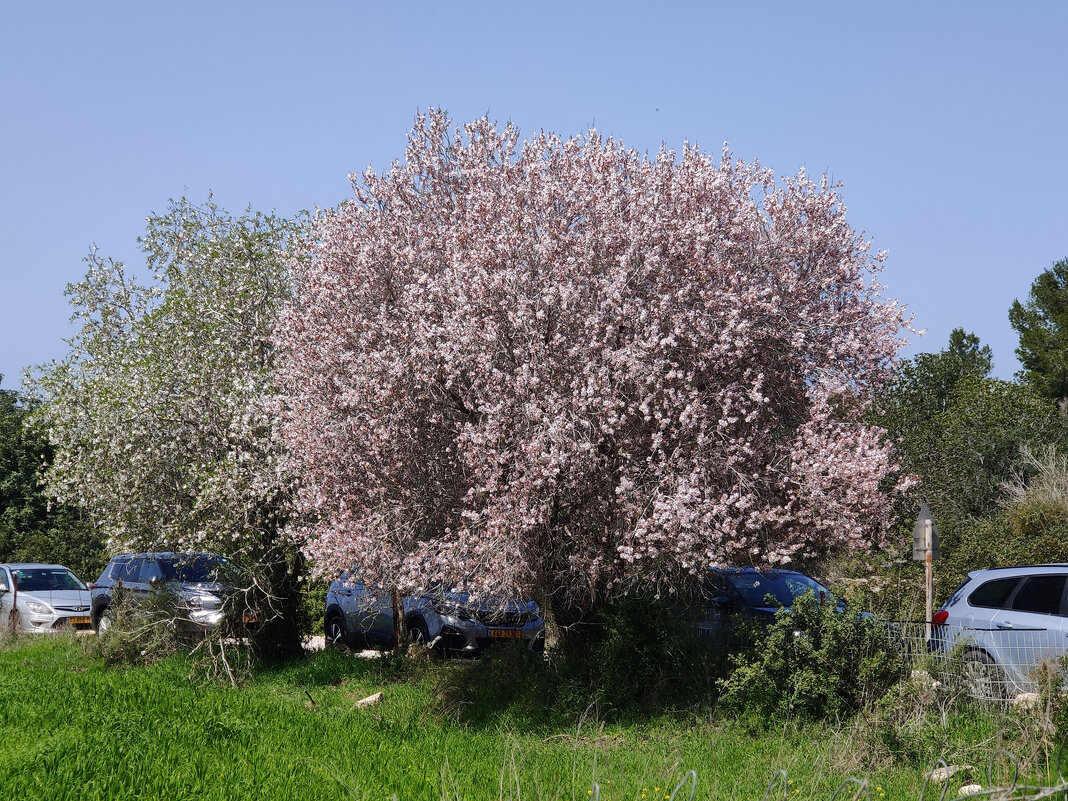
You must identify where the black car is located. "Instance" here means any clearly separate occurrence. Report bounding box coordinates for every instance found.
[90,552,258,633]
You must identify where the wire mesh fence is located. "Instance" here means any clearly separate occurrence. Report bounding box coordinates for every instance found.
[887,620,1067,703]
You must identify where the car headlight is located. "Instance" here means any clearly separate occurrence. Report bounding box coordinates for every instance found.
[432,600,472,620]
[23,600,53,615]
[187,594,221,610]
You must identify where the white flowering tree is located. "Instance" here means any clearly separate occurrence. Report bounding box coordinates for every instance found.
[31,198,307,655]
[276,111,912,633]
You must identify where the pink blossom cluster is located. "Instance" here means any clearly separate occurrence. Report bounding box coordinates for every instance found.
[276,110,910,606]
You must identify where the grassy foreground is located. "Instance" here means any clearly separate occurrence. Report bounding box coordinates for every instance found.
[0,635,1049,801]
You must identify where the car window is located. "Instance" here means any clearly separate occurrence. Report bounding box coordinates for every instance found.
[0,570,8,591]
[727,572,828,607]
[338,573,367,595]
[116,558,143,583]
[704,573,730,595]
[157,555,245,586]
[9,568,87,591]
[139,560,164,583]
[1010,575,1066,615]
[968,577,1020,609]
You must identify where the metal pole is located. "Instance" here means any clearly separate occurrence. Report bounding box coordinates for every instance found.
[924,518,933,641]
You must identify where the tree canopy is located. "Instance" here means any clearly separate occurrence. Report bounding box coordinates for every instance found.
[276,111,911,624]
[30,198,308,653]
[872,329,1066,600]
[874,328,996,514]
[0,382,103,580]
[1010,257,1068,400]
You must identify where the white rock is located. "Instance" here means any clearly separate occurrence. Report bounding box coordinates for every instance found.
[926,766,972,784]
[355,691,383,708]
[1013,692,1040,710]
[958,784,983,797]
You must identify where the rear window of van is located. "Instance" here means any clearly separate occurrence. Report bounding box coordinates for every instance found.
[968,577,1020,609]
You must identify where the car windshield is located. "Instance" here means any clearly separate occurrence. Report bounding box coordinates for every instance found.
[11,568,87,592]
[727,572,828,608]
[158,556,245,586]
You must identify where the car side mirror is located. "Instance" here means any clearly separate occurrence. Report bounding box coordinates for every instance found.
[148,575,161,586]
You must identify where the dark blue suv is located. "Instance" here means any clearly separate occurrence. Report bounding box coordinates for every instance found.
[693,567,840,640]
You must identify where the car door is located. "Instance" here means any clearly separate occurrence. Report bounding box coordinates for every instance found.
[335,576,364,629]
[989,572,1068,691]
[115,557,150,606]
[693,573,733,645]
[335,579,388,642]
[367,585,397,643]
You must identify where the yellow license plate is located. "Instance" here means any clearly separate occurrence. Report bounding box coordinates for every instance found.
[69,617,90,625]
[488,628,522,639]
[243,613,259,624]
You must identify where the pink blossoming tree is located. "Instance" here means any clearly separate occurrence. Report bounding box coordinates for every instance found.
[277,111,911,631]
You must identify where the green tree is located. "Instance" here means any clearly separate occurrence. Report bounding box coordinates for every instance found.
[873,331,1064,590]
[1010,257,1068,400]
[30,198,309,657]
[940,446,1068,593]
[875,328,994,508]
[934,375,1061,522]
[0,380,104,580]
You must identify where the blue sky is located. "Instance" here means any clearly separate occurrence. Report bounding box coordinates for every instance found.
[2,2,1066,390]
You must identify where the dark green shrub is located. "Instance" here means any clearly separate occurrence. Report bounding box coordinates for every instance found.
[89,585,185,667]
[427,591,725,726]
[583,590,724,714]
[429,639,554,727]
[90,584,259,683]
[717,591,907,725]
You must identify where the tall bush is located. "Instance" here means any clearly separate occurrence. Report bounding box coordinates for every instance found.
[718,591,907,724]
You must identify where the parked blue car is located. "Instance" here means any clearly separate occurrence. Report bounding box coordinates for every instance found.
[693,566,843,641]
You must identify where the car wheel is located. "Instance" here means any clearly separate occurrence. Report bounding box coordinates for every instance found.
[962,650,1004,700]
[408,619,435,652]
[96,609,114,635]
[324,613,348,649]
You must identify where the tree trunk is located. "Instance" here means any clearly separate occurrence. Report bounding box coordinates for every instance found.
[391,586,407,652]
[249,542,306,661]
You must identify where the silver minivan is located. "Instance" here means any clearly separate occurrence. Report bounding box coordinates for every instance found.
[0,563,93,633]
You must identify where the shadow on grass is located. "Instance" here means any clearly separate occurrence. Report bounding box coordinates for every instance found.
[424,635,723,732]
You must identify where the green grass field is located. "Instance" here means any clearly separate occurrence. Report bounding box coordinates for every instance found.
[0,635,1052,800]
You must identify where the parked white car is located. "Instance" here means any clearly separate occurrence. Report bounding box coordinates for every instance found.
[0,563,93,633]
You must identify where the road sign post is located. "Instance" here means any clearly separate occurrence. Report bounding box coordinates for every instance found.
[912,503,940,640]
